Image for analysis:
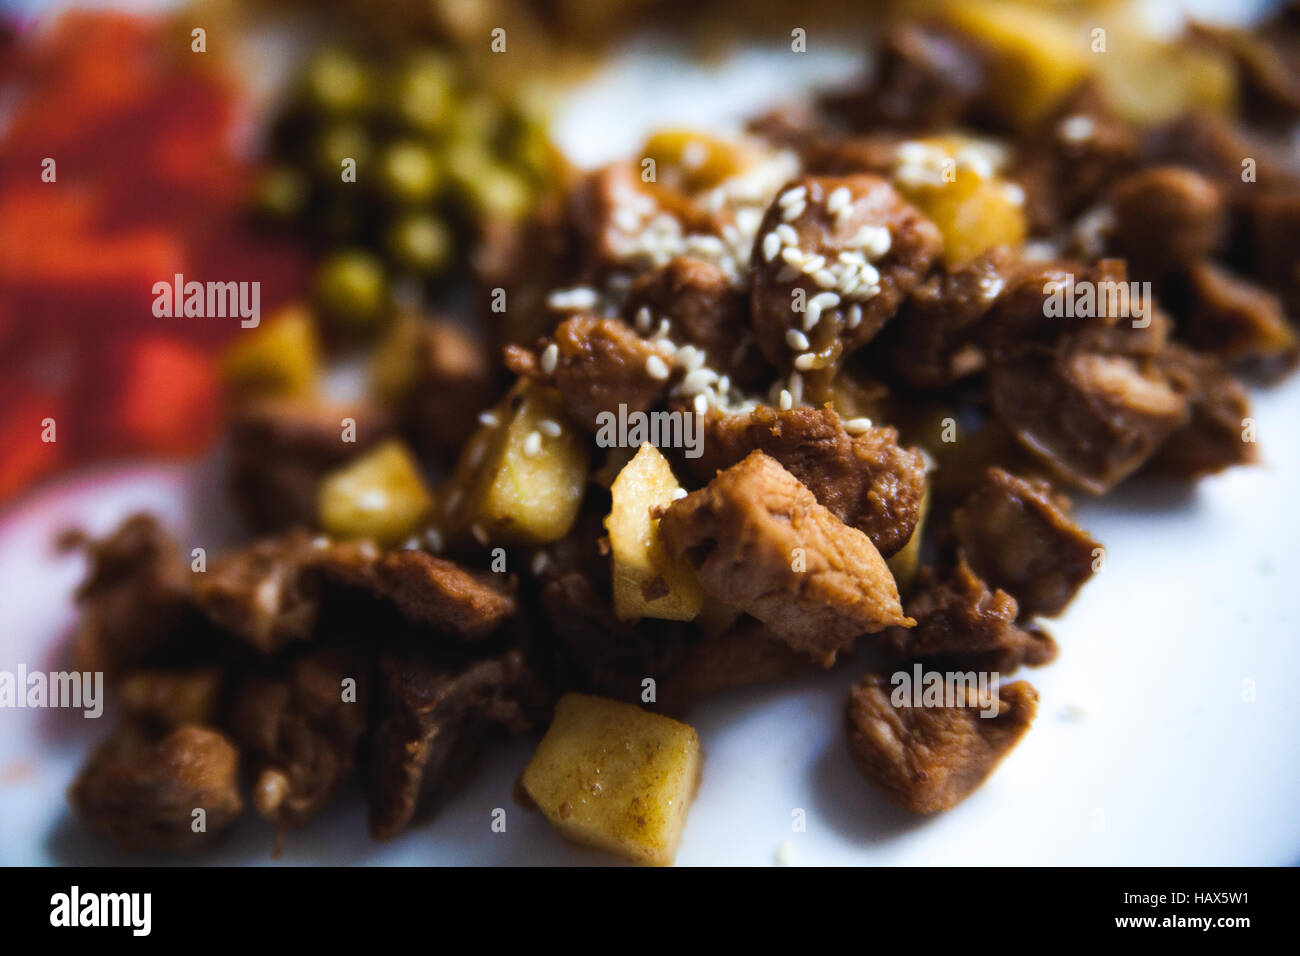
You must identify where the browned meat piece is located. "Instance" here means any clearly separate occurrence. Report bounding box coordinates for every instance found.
[1181,260,1296,365]
[625,257,769,388]
[1241,188,1300,318]
[846,673,1038,813]
[749,174,942,399]
[1107,166,1226,278]
[567,163,701,278]
[118,668,223,734]
[314,541,519,640]
[59,514,199,678]
[228,396,391,533]
[882,247,1018,388]
[952,468,1099,617]
[69,725,243,852]
[366,646,546,839]
[517,314,668,432]
[686,406,927,558]
[1190,19,1300,123]
[879,555,1057,671]
[804,133,908,178]
[1147,344,1258,478]
[986,260,1192,494]
[820,23,988,133]
[392,318,500,457]
[231,645,370,828]
[658,451,912,666]
[1142,112,1297,209]
[191,530,323,655]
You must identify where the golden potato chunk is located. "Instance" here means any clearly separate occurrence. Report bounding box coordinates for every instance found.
[221,305,321,397]
[605,444,704,622]
[522,694,701,866]
[317,439,434,546]
[886,484,929,593]
[642,129,758,193]
[442,379,590,545]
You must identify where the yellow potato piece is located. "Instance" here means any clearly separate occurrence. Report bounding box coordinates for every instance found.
[317,439,434,546]
[443,379,590,545]
[642,129,757,193]
[944,1,1089,127]
[221,305,321,397]
[900,165,1027,266]
[886,483,929,593]
[605,443,704,622]
[522,694,701,867]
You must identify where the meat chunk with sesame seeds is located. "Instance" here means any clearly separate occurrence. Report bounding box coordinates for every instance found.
[230,644,371,828]
[658,451,913,666]
[749,174,942,400]
[878,555,1058,674]
[514,314,670,433]
[625,256,769,388]
[69,725,244,853]
[846,673,1038,813]
[952,468,1099,618]
[685,406,927,558]
[366,645,548,840]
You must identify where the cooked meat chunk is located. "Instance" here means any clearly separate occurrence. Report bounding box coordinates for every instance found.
[366,646,545,840]
[118,668,223,734]
[749,174,942,398]
[986,260,1192,493]
[1107,166,1225,278]
[1142,112,1295,207]
[1190,18,1300,123]
[59,514,199,677]
[231,645,370,828]
[952,468,1099,617]
[846,673,1037,813]
[1241,188,1300,318]
[658,451,913,666]
[229,396,391,533]
[392,319,499,457]
[191,530,323,655]
[1147,344,1258,478]
[1011,81,1137,234]
[1180,260,1296,366]
[625,257,768,388]
[879,554,1057,670]
[511,314,668,432]
[882,247,1017,388]
[687,406,928,558]
[567,163,699,278]
[69,725,243,852]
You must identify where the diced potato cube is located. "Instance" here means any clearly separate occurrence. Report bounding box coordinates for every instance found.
[317,439,434,545]
[605,444,704,622]
[944,1,1089,127]
[899,164,1027,267]
[522,694,702,866]
[1094,40,1236,125]
[221,305,320,397]
[642,129,758,193]
[443,379,590,545]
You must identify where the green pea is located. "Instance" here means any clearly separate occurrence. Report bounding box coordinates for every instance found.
[392,52,456,133]
[314,250,390,332]
[252,165,308,222]
[313,122,372,183]
[386,213,453,274]
[377,140,443,205]
[301,49,371,115]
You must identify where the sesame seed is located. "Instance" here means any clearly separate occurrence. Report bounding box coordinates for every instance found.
[777,185,807,207]
[445,488,464,514]
[785,328,810,351]
[781,246,805,268]
[523,430,543,456]
[655,338,677,357]
[1058,114,1096,143]
[635,306,652,333]
[645,354,671,380]
[671,487,689,500]
[538,419,563,438]
[546,286,598,310]
[793,352,818,371]
[540,343,559,376]
[801,254,826,274]
[762,232,782,262]
[826,186,851,214]
[781,200,806,221]
[682,368,718,393]
[424,528,444,552]
[812,269,837,289]
[775,224,798,245]
[531,551,550,575]
[779,388,793,410]
[847,303,863,329]
[843,417,873,434]
[693,393,709,415]
[471,523,489,545]
[789,372,804,403]
[478,411,500,428]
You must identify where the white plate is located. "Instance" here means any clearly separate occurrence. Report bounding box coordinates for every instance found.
[2,10,1297,866]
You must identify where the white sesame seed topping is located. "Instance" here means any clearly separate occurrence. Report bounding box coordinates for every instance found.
[531,551,549,575]
[777,185,807,207]
[645,354,671,380]
[693,393,709,415]
[471,523,490,545]
[779,388,793,410]
[546,286,598,311]
[793,352,818,371]
[671,487,689,500]
[540,343,559,376]
[786,328,810,351]
[634,306,653,333]
[424,528,444,552]
[843,417,873,434]
[762,231,782,262]
[847,303,863,329]
[826,186,851,214]
[444,488,464,514]
[523,430,543,456]
[775,223,799,245]
[781,199,806,221]
[1058,114,1096,144]
[538,418,563,438]
[478,411,500,428]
